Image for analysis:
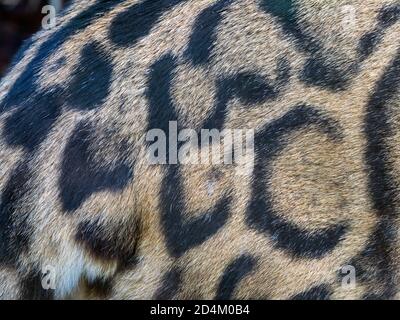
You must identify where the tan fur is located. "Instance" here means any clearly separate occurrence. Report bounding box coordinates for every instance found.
[0,0,399,299]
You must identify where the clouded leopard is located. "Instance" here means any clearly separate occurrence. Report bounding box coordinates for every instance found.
[0,0,399,300]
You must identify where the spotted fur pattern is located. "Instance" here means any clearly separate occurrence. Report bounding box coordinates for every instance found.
[0,0,400,300]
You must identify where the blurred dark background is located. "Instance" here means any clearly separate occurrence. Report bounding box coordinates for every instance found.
[0,0,67,76]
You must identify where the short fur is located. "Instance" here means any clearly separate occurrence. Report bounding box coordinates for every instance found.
[0,0,399,299]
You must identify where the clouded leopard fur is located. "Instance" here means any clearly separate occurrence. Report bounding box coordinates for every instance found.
[0,0,399,300]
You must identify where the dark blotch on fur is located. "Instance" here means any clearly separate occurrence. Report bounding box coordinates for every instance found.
[301,57,352,91]
[60,121,133,212]
[1,0,121,112]
[378,4,400,28]
[147,53,232,257]
[20,269,55,300]
[291,284,332,300]
[76,216,139,268]
[1,1,122,152]
[365,50,400,214]
[358,32,381,60]
[154,267,183,300]
[109,0,187,47]
[4,88,63,151]
[66,42,113,110]
[146,54,180,136]
[83,278,114,299]
[259,0,299,37]
[358,4,399,60]
[259,0,319,54]
[246,105,347,258]
[216,254,257,300]
[363,50,400,299]
[350,226,397,300]
[363,38,400,216]
[185,0,234,65]
[3,43,113,152]
[260,0,351,91]
[146,54,187,161]
[0,162,33,267]
[161,165,231,258]
[203,60,290,131]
